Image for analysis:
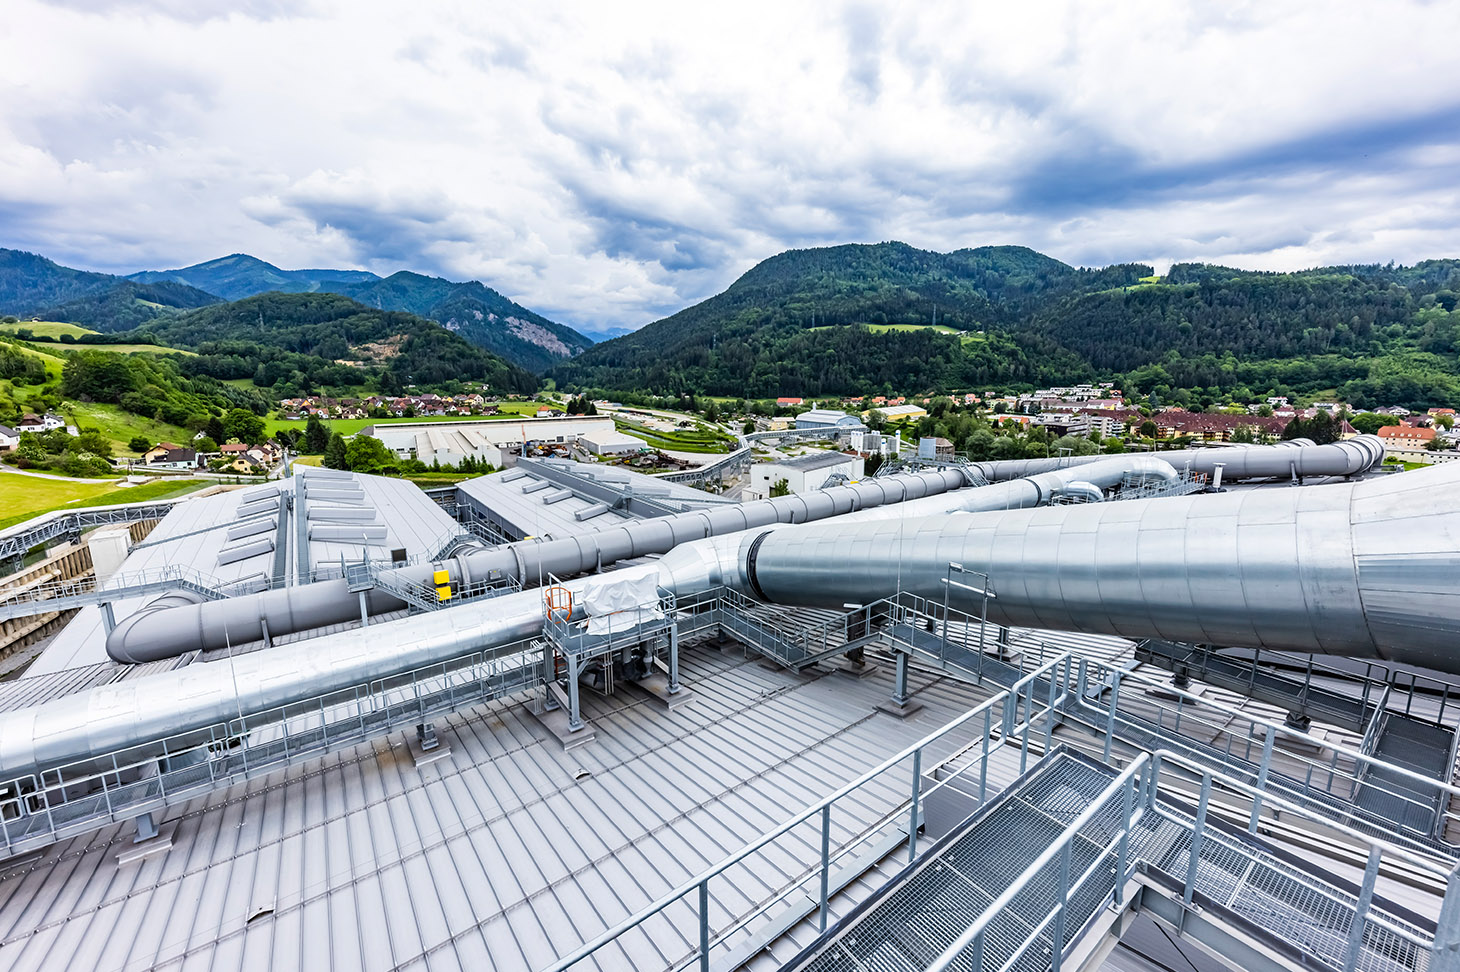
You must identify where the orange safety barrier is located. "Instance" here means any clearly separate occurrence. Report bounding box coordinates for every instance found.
[544,586,573,623]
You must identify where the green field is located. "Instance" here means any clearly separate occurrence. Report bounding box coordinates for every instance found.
[809,322,985,343]
[0,321,95,339]
[0,321,192,355]
[0,475,212,531]
[67,403,195,455]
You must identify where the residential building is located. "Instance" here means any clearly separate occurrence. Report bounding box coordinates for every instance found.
[148,447,199,470]
[142,443,181,464]
[1377,425,1436,450]
[0,425,17,450]
[775,397,803,407]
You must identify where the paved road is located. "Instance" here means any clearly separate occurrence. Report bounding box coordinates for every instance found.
[0,464,123,484]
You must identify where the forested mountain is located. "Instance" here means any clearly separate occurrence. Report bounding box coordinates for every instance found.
[142,292,539,396]
[129,253,377,301]
[0,249,118,314]
[553,243,1460,408]
[129,254,592,370]
[0,248,589,373]
[551,242,1144,397]
[39,280,223,331]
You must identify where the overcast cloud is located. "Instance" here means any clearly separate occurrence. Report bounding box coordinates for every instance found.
[3,0,1459,330]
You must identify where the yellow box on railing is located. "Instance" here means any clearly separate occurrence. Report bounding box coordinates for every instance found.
[436,585,453,601]
[433,569,450,585]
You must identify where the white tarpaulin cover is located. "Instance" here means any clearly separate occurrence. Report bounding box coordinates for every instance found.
[579,571,664,635]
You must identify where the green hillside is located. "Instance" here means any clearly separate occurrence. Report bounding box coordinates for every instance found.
[553,243,1460,409]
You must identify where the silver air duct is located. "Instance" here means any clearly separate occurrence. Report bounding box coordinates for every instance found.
[968,434,1384,482]
[662,459,1459,671]
[2,462,1450,782]
[101,441,1382,663]
[105,470,970,663]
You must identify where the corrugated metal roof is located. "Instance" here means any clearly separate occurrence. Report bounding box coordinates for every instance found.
[25,470,461,677]
[0,646,993,972]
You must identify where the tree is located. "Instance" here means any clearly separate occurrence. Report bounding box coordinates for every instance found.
[303,415,330,453]
[769,477,791,497]
[742,419,756,435]
[1138,420,1159,438]
[344,435,394,472]
[195,436,218,452]
[323,432,348,469]
[1350,413,1391,435]
[864,453,885,477]
[128,435,151,453]
[222,408,265,446]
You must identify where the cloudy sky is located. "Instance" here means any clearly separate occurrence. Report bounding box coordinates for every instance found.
[3,0,1459,331]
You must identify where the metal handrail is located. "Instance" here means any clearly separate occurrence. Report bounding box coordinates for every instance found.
[541,651,1079,972]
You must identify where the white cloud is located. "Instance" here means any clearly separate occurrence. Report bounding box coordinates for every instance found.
[2,0,1458,329]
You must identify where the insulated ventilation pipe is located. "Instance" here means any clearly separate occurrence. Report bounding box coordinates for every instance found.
[104,469,970,663]
[657,458,1460,671]
[3,462,1453,781]
[967,434,1385,483]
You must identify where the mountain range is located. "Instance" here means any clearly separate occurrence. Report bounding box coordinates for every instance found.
[551,242,1460,410]
[0,250,592,373]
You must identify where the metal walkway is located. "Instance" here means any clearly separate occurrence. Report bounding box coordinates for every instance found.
[782,748,1444,972]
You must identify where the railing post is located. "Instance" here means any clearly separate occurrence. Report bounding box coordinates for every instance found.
[1103,671,1121,761]
[1184,773,1213,908]
[1249,726,1275,834]
[979,708,991,804]
[818,804,832,932]
[1114,772,1135,906]
[1051,840,1072,972]
[1343,845,1382,972]
[698,879,711,972]
[1433,865,1460,972]
[908,748,923,862]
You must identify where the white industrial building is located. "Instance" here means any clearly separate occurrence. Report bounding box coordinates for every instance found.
[746,450,865,499]
[794,408,863,432]
[578,427,648,455]
[362,416,618,467]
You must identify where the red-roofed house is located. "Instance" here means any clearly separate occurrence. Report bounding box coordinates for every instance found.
[1378,425,1436,449]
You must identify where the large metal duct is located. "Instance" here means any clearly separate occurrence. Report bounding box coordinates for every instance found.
[102,442,1382,663]
[840,455,1178,523]
[5,464,1454,781]
[969,434,1385,482]
[104,469,970,663]
[658,459,1459,671]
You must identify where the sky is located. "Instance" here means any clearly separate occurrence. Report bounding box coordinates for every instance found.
[3,0,1459,332]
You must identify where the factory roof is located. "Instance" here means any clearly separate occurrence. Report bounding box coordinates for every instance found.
[0,648,995,972]
[757,451,856,473]
[27,468,461,676]
[456,460,728,541]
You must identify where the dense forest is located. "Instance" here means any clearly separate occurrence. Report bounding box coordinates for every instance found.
[137,292,540,396]
[553,243,1460,408]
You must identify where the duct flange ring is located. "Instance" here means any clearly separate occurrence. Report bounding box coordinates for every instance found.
[744,530,776,602]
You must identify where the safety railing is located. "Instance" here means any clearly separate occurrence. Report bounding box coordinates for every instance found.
[1070,663,1460,858]
[713,586,892,669]
[869,592,1460,859]
[540,652,1081,972]
[0,562,264,621]
[0,639,541,860]
[541,578,678,660]
[925,748,1448,972]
